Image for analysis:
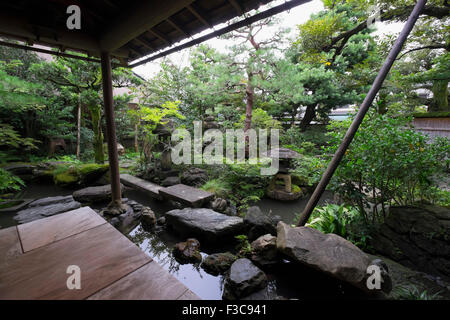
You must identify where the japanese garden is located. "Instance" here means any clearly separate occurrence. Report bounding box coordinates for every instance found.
[0,0,449,301]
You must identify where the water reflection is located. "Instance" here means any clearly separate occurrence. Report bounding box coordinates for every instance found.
[128,224,225,300]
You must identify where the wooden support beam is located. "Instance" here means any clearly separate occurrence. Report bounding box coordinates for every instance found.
[187,4,211,28]
[296,0,428,226]
[148,29,172,45]
[100,52,122,208]
[228,0,244,15]
[167,17,191,38]
[134,37,155,51]
[130,0,313,67]
[99,0,193,51]
[0,40,102,64]
[0,10,129,59]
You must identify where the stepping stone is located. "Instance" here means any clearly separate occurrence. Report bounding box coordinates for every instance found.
[73,184,124,203]
[14,196,81,224]
[159,184,214,207]
[120,174,164,200]
[165,208,244,242]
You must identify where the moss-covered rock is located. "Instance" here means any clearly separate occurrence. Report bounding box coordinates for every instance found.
[53,163,109,188]
[78,163,109,185]
[53,166,79,188]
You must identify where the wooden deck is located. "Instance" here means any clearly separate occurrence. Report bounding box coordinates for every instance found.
[0,207,199,300]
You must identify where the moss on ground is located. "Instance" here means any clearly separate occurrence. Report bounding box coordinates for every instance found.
[53,163,109,188]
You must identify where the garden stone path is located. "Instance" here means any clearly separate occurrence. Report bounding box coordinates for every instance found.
[120,174,165,200]
[120,174,214,207]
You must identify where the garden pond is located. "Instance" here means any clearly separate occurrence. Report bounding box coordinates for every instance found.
[1,182,364,300]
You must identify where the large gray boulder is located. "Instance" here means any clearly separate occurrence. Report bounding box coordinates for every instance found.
[73,184,124,203]
[244,206,277,241]
[222,258,268,300]
[165,208,245,242]
[14,195,81,224]
[277,221,391,294]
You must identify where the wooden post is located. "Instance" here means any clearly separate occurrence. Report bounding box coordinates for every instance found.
[296,0,427,226]
[76,94,81,160]
[100,51,122,208]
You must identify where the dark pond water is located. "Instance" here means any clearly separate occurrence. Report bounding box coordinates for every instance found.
[1,183,365,300]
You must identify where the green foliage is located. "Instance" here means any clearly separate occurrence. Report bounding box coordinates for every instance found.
[303,204,359,238]
[298,203,373,251]
[327,113,450,222]
[0,168,25,194]
[234,108,281,130]
[235,234,252,258]
[0,124,39,163]
[129,100,184,164]
[393,285,442,300]
[290,155,327,186]
[201,179,231,198]
[204,161,270,213]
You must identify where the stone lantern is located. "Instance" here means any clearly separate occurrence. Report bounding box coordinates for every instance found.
[153,119,174,171]
[264,148,304,201]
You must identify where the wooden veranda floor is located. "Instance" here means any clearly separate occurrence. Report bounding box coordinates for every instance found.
[0,207,199,300]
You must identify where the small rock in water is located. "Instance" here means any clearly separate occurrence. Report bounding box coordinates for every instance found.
[201,252,237,275]
[251,234,278,266]
[223,258,268,300]
[157,216,166,225]
[173,238,203,264]
[141,207,157,229]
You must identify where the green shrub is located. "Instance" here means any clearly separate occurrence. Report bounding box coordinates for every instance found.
[298,203,373,251]
[393,285,441,300]
[201,179,231,198]
[327,113,450,223]
[234,108,281,130]
[235,235,252,258]
[302,204,359,238]
[0,168,25,194]
[290,154,327,186]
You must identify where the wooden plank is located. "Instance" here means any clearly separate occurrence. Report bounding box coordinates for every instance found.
[88,261,198,300]
[0,223,152,300]
[120,173,165,200]
[17,207,106,253]
[0,226,22,266]
[177,289,201,300]
[159,184,214,207]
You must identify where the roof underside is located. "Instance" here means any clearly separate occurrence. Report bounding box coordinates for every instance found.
[0,0,274,64]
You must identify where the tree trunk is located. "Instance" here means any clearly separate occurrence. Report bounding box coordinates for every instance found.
[429,79,449,112]
[89,105,104,164]
[134,122,139,153]
[76,96,81,159]
[244,72,254,133]
[299,104,316,131]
